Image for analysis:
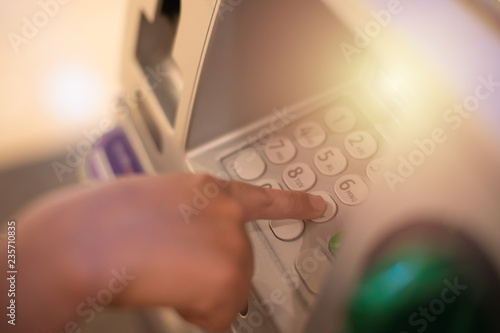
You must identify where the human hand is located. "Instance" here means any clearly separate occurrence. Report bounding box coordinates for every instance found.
[1,174,326,332]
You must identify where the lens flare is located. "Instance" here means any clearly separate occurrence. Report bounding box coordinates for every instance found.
[44,64,104,126]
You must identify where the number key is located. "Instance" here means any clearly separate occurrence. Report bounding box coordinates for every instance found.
[309,191,338,223]
[366,158,388,182]
[344,131,377,160]
[314,147,347,176]
[324,106,356,133]
[233,149,266,181]
[264,136,296,165]
[334,174,369,205]
[255,179,282,190]
[269,219,305,241]
[294,121,326,149]
[283,163,317,191]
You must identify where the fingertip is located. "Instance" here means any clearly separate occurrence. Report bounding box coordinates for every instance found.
[308,193,327,217]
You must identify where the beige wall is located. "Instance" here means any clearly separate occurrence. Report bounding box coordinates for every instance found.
[0,0,127,171]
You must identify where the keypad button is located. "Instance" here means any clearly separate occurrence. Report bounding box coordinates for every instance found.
[264,136,296,165]
[255,179,282,190]
[324,106,356,133]
[269,219,305,241]
[294,248,331,294]
[366,158,388,182]
[344,131,378,160]
[283,163,317,191]
[294,121,326,149]
[334,174,369,206]
[309,191,338,223]
[233,149,266,181]
[313,147,348,176]
[328,232,344,256]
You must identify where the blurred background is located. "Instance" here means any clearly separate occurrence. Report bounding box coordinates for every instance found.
[0,0,126,222]
[0,1,154,331]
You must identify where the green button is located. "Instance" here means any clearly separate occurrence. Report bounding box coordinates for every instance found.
[329,232,343,256]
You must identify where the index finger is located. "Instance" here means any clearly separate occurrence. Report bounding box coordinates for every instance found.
[225,181,326,221]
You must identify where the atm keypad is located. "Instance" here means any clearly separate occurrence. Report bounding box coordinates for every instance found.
[222,100,384,296]
[226,101,381,231]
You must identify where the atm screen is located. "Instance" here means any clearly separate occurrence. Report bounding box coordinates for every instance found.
[186,0,356,150]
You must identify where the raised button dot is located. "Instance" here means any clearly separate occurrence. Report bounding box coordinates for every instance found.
[255,179,282,189]
[270,219,305,241]
[294,121,326,149]
[334,174,369,206]
[366,158,388,182]
[344,131,378,160]
[309,191,338,223]
[283,163,317,192]
[233,149,266,181]
[264,136,296,165]
[314,147,348,176]
[324,106,356,133]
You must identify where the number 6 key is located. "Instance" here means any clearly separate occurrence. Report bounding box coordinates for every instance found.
[334,174,369,205]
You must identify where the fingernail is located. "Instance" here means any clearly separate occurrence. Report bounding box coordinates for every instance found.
[309,194,326,214]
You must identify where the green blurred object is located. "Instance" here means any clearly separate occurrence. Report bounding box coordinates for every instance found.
[329,232,344,256]
[343,246,495,333]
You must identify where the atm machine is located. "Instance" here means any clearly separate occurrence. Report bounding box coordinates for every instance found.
[83,0,500,332]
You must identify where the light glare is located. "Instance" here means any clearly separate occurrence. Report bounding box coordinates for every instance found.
[45,64,103,126]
